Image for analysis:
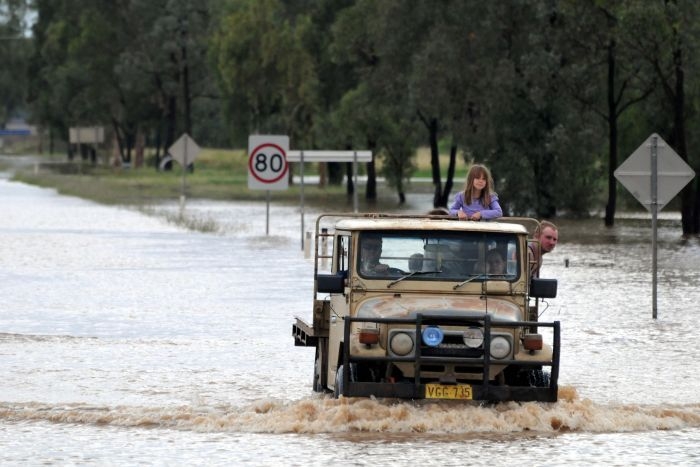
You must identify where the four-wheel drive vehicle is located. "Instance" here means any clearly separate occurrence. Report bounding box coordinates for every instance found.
[293,213,560,402]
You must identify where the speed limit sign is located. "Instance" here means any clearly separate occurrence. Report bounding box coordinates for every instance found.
[248,135,290,190]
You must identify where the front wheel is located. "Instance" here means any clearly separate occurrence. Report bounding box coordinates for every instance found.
[528,369,551,387]
[333,363,360,398]
[504,367,551,388]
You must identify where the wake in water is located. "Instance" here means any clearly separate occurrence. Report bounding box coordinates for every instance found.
[2,387,700,435]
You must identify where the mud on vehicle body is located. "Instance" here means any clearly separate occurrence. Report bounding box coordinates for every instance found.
[293,213,560,402]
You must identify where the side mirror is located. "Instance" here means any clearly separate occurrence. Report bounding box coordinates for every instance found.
[530,278,557,298]
[317,272,346,293]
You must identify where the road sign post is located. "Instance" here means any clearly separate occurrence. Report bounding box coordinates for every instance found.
[69,126,105,165]
[615,133,695,318]
[169,133,201,210]
[248,135,290,235]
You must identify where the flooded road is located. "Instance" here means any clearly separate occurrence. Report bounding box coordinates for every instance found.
[1,173,700,466]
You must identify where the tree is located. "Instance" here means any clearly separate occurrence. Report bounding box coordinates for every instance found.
[0,0,31,127]
[331,0,456,206]
[624,0,700,234]
[122,0,214,167]
[211,0,317,146]
[554,2,653,225]
[30,0,149,162]
[466,1,601,218]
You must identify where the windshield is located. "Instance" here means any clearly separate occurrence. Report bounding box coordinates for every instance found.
[357,230,519,281]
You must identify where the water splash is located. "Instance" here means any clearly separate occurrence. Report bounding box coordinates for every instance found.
[3,388,699,435]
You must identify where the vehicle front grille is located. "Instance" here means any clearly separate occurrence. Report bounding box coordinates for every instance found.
[421,344,483,358]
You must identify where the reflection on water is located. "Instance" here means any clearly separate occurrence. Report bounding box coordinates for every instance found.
[1,175,700,465]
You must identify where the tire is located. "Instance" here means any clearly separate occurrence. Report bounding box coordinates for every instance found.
[504,367,551,388]
[333,364,344,398]
[312,346,323,392]
[528,369,551,388]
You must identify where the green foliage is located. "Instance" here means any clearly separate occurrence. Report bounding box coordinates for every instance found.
[16,0,700,228]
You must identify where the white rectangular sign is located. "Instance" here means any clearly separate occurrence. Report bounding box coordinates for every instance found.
[286,150,372,163]
[69,127,105,144]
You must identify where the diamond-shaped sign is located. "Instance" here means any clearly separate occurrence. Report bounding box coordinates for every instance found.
[168,133,201,167]
[614,133,695,211]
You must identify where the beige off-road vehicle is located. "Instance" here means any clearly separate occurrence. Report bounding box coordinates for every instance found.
[293,213,559,402]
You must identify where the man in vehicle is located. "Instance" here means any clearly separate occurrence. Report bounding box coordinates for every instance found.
[528,220,559,277]
[360,236,390,275]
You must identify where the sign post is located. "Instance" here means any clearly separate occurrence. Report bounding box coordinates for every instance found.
[614,133,695,318]
[287,150,372,250]
[248,135,290,235]
[69,126,105,165]
[169,133,201,211]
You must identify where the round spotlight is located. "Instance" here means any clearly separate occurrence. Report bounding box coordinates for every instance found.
[422,326,444,347]
[462,327,484,348]
[489,336,512,359]
[390,332,414,356]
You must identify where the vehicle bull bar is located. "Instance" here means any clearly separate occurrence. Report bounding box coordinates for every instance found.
[338,313,560,402]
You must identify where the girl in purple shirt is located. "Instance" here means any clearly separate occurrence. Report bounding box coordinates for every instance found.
[449,164,502,220]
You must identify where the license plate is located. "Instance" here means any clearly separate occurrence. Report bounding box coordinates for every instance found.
[425,383,473,400]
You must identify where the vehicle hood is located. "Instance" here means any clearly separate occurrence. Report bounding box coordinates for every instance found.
[355,295,523,322]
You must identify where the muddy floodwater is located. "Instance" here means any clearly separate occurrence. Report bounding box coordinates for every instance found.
[1,171,700,466]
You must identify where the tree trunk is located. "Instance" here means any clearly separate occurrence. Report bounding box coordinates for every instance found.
[438,144,457,207]
[604,40,617,227]
[161,95,177,171]
[154,124,162,170]
[181,38,192,136]
[693,178,700,233]
[365,139,377,202]
[319,162,327,188]
[428,118,441,207]
[671,47,695,235]
[134,130,145,168]
[345,162,354,197]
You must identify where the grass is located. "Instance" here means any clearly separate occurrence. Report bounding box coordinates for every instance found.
[5,146,469,212]
[138,205,221,233]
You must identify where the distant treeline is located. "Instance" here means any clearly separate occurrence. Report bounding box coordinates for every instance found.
[3,0,700,229]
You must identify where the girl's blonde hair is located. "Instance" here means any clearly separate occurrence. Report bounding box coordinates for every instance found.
[462,164,495,206]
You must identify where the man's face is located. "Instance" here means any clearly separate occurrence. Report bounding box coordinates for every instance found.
[539,227,558,253]
[362,239,382,263]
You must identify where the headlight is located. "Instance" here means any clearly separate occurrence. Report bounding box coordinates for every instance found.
[489,335,512,359]
[462,327,484,348]
[422,326,444,347]
[389,331,414,356]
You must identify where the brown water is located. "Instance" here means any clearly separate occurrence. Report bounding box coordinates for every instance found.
[1,170,699,466]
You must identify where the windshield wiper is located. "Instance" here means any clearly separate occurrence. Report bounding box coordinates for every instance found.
[387,270,441,288]
[453,273,485,290]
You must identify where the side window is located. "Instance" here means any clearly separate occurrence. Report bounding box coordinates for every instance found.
[506,239,517,276]
[474,234,518,279]
[337,235,350,277]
